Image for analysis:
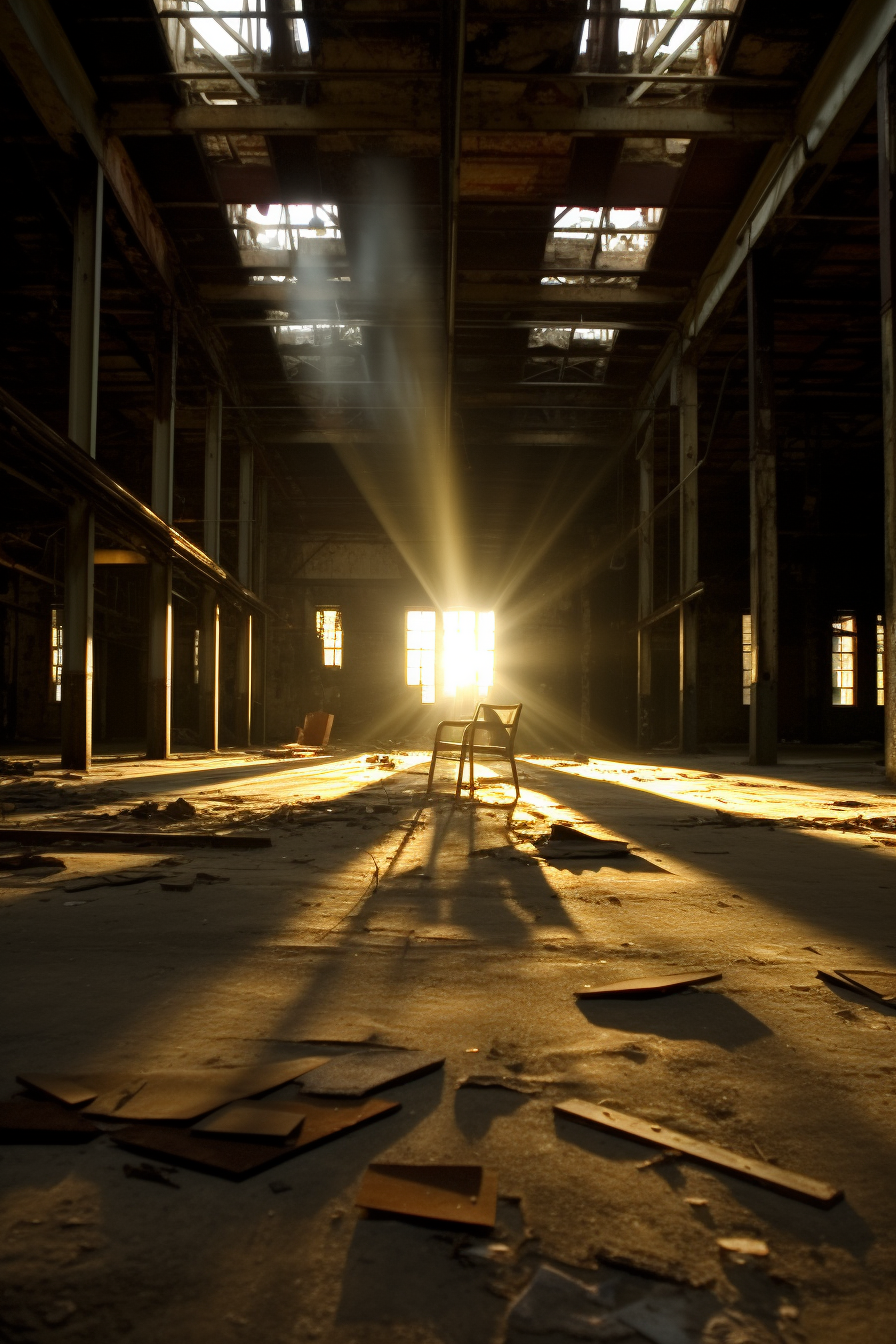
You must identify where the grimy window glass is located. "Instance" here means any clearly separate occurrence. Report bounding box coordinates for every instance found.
[316,608,343,668]
[832,615,856,706]
[406,610,436,704]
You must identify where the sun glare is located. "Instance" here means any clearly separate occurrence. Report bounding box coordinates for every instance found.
[443,610,494,699]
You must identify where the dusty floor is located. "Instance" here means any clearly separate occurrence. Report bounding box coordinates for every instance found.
[0,743,894,1344]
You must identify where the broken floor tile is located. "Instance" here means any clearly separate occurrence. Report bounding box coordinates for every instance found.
[297,1048,444,1096]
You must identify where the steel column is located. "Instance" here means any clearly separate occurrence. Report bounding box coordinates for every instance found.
[234,612,252,748]
[198,589,219,751]
[146,306,176,759]
[61,160,102,771]
[237,446,253,587]
[679,361,699,753]
[252,478,268,745]
[879,37,896,782]
[747,250,779,765]
[637,420,654,748]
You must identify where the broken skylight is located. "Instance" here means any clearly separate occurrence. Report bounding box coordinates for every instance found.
[528,327,617,351]
[542,207,663,280]
[579,2,737,85]
[155,1,309,66]
[276,324,362,348]
[231,205,345,258]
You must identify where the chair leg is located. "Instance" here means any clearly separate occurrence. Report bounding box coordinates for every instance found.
[455,744,466,799]
[509,751,520,798]
[427,741,440,794]
[468,743,475,798]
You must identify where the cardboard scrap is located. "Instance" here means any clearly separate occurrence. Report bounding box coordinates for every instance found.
[457,1074,544,1095]
[297,1049,444,1097]
[818,967,896,1004]
[576,971,722,999]
[555,1099,843,1208]
[112,1096,399,1179]
[355,1163,498,1230]
[0,1100,100,1142]
[84,1057,331,1122]
[192,1102,305,1143]
[717,1237,769,1257]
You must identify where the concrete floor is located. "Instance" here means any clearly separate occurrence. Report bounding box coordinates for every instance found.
[0,745,894,1344]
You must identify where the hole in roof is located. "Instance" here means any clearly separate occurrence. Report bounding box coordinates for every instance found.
[527,327,617,352]
[543,207,664,277]
[229,205,346,258]
[156,1,309,59]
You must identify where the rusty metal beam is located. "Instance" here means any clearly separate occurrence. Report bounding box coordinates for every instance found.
[104,101,792,140]
[198,281,688,308]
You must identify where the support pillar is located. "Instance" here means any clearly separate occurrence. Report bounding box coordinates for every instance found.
[879,37,896,781]
[198,387,221,751]
[747,250,778,765]
[637,420,654,748]
[62,160,102,771]
[679,361,699,753]
[252,478,268,746]
[198,590,219,751]
[234,612,252,748]
[146,306,176,759]
[234,445,254,746]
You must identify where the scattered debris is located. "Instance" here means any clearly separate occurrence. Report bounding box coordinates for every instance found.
[127,801,160,819]
[717,1237,769,1257]
[355,1163,498,1230]
[507,1264,613,1338]
[297,1049,445,1097]
[269,1179,291,1194]
[163,797,197,820]
[195,872,229,883]
[0,758,35,775]
[616,1289,697,1344]
[7,827,271,848]
[193,1102,306,1144]
[0,1099,100,1143]
[123,1161,180,1189]
[555,1100,843,1207]
[576,971,721,1000]
[113,1097,400,1179]
[64,867,165,893]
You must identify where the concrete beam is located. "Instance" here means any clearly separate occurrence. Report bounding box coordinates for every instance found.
[104,101,792,140]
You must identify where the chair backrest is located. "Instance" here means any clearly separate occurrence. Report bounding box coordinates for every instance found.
[472,703,522,748]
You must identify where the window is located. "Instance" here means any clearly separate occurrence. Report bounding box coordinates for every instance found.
[406,610,436,704]
[878,615,885,707]
[741,614,751,706]
[316,608,342,668]
[443,611,494,699]
[50,606,63,703]
[832,615,856,706]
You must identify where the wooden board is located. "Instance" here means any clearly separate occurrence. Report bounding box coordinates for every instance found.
[554,1099,842,1208]
[17,1070,136,1108]
[819,968,896,1003]
[297,1050,445,1097]
[192,1102,305,1143]
[0,1100,100,1143]
[85,1057,331,1122]
[112,1096,399,1179]
[356,1164,498,1230]
[575,971,722,999]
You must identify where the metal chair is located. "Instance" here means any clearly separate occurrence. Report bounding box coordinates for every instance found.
[427,702,523,800]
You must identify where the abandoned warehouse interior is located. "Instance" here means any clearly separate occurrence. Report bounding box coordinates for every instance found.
[1,3,896,1344]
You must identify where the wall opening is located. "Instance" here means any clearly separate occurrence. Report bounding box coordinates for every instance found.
[832,614,856,706]
[406,610,436,704]
[316,608,342,668]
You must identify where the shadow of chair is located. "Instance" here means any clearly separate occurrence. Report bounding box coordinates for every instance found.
[427,703,522,800]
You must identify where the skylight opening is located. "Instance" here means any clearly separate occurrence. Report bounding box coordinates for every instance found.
[232,204,341,253]
[544,207,664,275]
[276,324,362,347]
[157,1,309,59]
[528,326,617,352]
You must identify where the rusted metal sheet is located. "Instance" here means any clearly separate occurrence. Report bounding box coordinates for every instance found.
[575,971,721,999]
[356,1164,499,1229]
